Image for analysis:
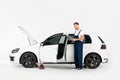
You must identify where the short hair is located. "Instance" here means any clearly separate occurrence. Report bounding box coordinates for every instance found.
[73,22,79,25]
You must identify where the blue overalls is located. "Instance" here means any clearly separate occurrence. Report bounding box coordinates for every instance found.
[74,30,83,69]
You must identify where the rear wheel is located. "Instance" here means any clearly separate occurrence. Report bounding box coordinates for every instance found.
[85,53,101,69]
[20,53,37,68]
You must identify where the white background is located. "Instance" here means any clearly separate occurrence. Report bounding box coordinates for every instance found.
[0,0,120,80]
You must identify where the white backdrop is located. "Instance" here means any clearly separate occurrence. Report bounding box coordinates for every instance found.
[0,0,120,80]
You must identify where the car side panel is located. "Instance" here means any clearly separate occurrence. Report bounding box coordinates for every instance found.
[40,45,58,62]
[66,44,74,62]
[83,35,108,63]
[66,44,92,62]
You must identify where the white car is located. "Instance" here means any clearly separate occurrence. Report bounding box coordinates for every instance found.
[9,27,108,69]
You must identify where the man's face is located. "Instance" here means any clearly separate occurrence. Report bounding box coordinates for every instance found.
[74,24,79,30]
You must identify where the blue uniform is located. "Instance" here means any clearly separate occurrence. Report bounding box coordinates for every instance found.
[74,30,83,69]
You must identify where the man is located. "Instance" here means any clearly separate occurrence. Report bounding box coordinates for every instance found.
[72,22,84,70]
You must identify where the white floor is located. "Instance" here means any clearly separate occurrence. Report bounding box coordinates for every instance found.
[0,57,114,80]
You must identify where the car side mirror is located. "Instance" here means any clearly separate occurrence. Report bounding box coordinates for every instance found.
[40,42,44,46]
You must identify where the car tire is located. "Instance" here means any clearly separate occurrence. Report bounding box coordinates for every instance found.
[20,53,37,68]
[85,53,101,69]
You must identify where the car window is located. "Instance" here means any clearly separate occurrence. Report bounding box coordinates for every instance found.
[84,34,92,43]
[44,33,63,45]
[67,34,74,44]
[59,35,66,44]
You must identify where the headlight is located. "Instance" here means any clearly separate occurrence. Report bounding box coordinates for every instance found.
[12,48,20,53]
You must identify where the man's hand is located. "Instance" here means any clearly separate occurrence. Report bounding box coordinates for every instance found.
[72,38,76,42]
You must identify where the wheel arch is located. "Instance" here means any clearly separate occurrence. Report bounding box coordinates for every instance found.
[84,52,102,63]
[19,51,38,64]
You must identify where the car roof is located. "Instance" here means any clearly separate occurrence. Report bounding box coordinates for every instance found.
[62,32,98,37]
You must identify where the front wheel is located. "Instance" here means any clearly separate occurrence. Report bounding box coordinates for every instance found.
[85,53,101,69]
[20,53,37,68]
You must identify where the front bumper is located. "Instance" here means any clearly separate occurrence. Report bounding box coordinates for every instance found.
[9,53,20,63]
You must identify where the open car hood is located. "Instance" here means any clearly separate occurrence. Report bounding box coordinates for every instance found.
[19,26,38,45]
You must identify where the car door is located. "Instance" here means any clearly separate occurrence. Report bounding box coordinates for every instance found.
[66,34,74,62]
[40,33,63,62]
[57,35,67,62]
[83,34,92,54]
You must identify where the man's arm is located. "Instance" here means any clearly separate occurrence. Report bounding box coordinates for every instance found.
[72,35,84,41]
